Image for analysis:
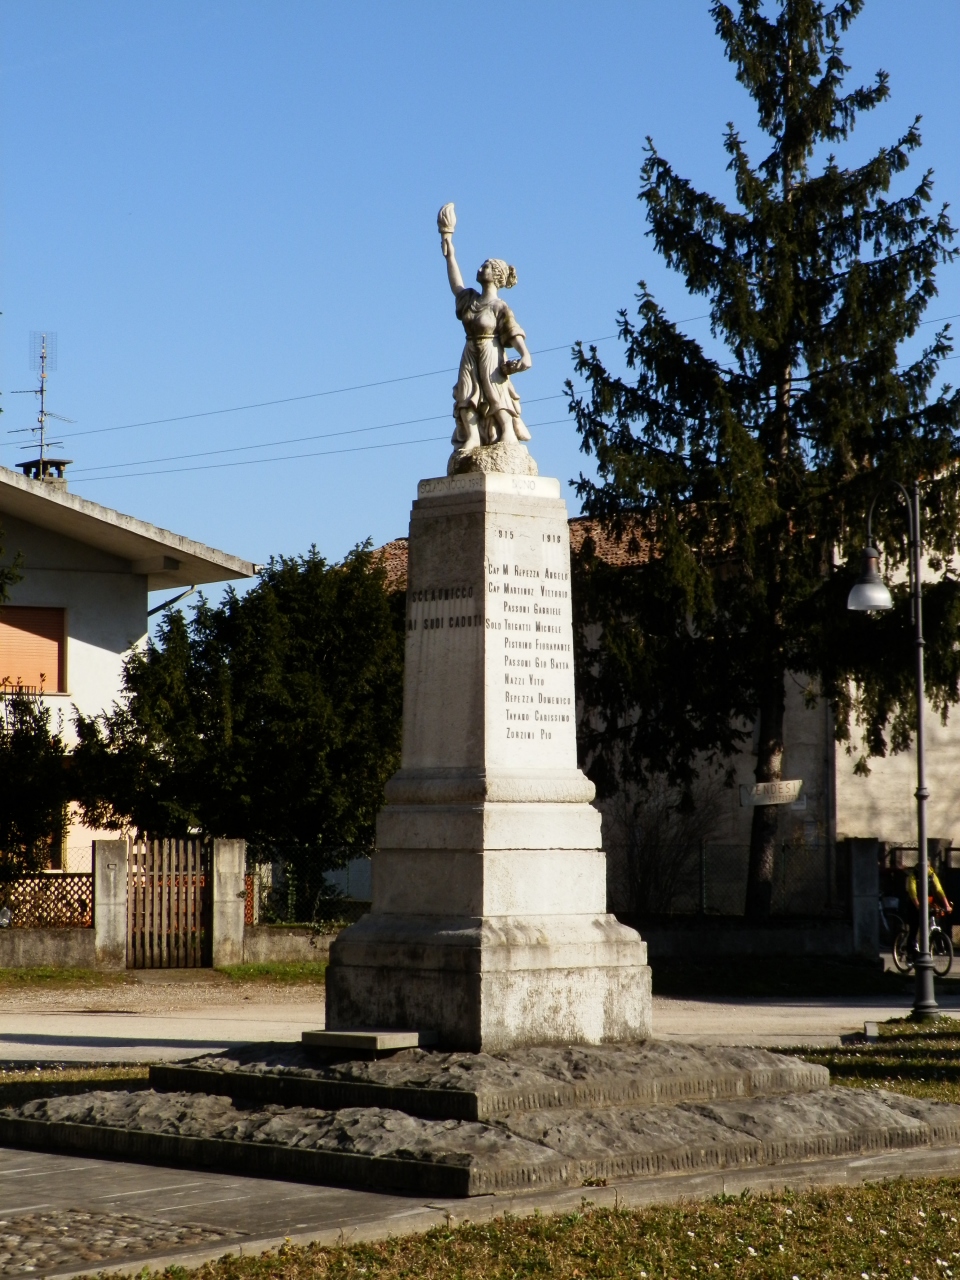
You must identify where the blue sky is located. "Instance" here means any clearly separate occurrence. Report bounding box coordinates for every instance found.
[2,1,958,602]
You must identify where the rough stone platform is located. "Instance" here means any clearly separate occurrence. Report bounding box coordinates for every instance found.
[150,1041,829,1119]
[2,1084,960,1199]
[3,1043,960,1198]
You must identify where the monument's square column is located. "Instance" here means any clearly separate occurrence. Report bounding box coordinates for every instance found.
[326,469,652,1051]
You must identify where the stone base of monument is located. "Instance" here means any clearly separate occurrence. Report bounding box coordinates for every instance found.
[4,1043,960,1199]
[326,912,653,1053]
[324,469,653,1052]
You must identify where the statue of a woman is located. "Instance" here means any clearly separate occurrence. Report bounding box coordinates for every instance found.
[438,204,533,461]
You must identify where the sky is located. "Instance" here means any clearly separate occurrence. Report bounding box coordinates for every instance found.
[2,1,958,608]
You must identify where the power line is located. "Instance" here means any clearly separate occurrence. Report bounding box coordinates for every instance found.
[13,316,711,445]
[67,394,568,477]
[58,346,960,485]
[43,336,620,444]
[70,416,574,484]
[9,307,954,451]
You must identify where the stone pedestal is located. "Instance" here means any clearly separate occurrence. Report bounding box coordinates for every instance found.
[325,470,651,1051]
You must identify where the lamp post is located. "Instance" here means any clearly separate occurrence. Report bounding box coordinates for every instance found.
[848,480,938,1019]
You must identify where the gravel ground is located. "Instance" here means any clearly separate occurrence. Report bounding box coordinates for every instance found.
[0,980,323,1015]
[0,1208,237,1275]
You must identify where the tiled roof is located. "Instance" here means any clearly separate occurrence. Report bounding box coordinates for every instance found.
[375,517,650,592]
[375,538,412,592]
[567,515,652,567]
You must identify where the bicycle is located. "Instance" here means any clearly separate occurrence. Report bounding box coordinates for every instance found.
[892,903,954,977]
[879,895,905,948]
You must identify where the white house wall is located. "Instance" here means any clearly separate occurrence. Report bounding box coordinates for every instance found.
[1,512,147,870]
[2,512,147,727]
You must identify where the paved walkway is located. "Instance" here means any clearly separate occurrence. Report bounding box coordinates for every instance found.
[0,1002,325,1063]
[2,984,958,1062]
[0,1145,436,1276]
[651,990,960,1045]
[6,1137,960,1278]
[0,978,325,1063]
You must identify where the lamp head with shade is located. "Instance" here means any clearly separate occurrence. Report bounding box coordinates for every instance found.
[847,546,894,612]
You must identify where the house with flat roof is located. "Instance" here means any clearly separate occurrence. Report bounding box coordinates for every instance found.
[0,463,257,869]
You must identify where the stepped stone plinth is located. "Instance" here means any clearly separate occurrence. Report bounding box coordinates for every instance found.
[6,1044,960,1200]
[324,470,651,1051]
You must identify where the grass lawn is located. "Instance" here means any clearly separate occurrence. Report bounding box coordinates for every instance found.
[0,962,328,986]
[0,1063,149,1106]
[214,961,327,983]
[174,1181,960,1279]
[795,1015,960,1105]
[0,966,130,988]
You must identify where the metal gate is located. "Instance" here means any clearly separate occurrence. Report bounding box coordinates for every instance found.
[127,837,212,968]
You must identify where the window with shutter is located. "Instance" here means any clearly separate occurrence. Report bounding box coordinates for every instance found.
[0,607,66,693]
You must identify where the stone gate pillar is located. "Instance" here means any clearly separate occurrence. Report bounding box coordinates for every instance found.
[211,838,246,967]
[93,839,128,969]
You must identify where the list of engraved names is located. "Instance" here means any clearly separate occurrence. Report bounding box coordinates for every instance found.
[485,524,573,744]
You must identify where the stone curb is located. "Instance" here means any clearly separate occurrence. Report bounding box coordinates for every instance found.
[0,1116,487,1198]
[150,1060,830,1121]
[34,1142,960,1280]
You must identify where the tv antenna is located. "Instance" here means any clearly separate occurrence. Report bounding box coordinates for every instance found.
[9,332,75,482]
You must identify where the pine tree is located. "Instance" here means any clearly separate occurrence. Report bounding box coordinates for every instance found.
[569,0,960,916]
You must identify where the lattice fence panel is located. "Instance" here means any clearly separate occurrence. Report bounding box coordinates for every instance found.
[6,874,94,928]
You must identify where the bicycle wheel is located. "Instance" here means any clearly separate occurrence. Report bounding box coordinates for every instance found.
[931,928,954,977]
[883,912,905,947]
[892,926,914,974]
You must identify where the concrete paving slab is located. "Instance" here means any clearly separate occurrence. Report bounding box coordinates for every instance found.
[0,1144,434,1275]
[302,1029,434,1051]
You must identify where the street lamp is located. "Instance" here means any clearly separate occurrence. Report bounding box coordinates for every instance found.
[848,480,938,1019]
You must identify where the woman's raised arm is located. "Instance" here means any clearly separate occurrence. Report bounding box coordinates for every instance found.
[441,234,465,295]
[437,203,464,296]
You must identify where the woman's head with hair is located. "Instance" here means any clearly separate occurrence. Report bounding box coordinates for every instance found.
[477,258,517,289]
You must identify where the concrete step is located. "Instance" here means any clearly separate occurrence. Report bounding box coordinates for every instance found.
[149,1041,829,1121]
